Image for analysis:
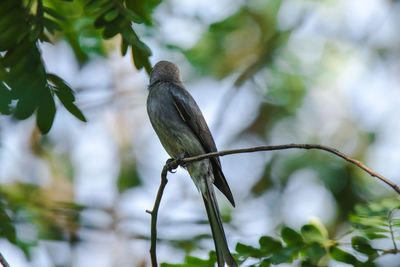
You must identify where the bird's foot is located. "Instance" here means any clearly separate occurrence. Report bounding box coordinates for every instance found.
[165,152,188,173]
[165,158,178,173]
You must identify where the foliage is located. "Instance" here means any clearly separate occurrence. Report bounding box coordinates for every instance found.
[163,198,400,266]
[185,0,291,86]
[0,0,160,134]
[0,183,84,258]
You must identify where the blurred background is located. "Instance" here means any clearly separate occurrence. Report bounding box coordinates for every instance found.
[1,0,400,266]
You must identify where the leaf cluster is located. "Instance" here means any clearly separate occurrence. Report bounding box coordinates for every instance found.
[0,183,84,258]
[0,0,160,134]
[162,198,400,266]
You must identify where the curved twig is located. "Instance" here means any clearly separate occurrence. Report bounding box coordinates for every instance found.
[0,253,10,267]
[182,144,400,194]
[148,165,169,267]
[147,143,400,266]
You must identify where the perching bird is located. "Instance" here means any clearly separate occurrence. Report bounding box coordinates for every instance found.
[147,61,237,267]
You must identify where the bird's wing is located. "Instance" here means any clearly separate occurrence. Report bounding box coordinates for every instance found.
[168,83,235,206]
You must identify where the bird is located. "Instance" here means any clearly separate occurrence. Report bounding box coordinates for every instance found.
[146,60,237,267]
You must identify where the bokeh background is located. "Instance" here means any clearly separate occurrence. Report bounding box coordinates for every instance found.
[1,0,400,266]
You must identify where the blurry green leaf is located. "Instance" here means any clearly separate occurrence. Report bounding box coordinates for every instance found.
[104,9,119,21]
[281,227,303,246]
[47,74,75,102]
[161,250,216,267]
[131,43,152,73]
[259,259,271,267]
[43,17,62,34]
[121,39,129,56]
[251,158,274,196]
[259,236,282,253]
[0,203,16,244]
[43,7,66,21]
[305,243,326,265]
[236,242,264,258]
[117,161,141,193]
[94,5,116,28]
[270,246,299,264]
[118,4,143,24]
[301,224,327,243]
[48,73,87,122]
[102,16,127,39]
[14,86,41,120]
[364,232,388,240]
[329,247,359,265]
[36,87,56,134]
[0,82,12,114]
[0,4,26,33]
[121,27,152,56]
[1,40,35,67]
[0,0,21,18]
[351,236,377,256]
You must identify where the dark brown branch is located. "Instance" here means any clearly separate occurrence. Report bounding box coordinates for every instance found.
[181,144,400,194]
[149,164,169,267]
[148,143,400,265]
[0,253,10,267]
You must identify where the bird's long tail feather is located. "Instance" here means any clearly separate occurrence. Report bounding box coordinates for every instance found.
[202,179,237,267]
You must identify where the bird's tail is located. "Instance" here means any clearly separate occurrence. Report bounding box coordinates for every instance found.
[202,179,237,267]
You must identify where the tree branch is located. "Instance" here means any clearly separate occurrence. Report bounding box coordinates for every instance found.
[0,253,10,267]
[148,143,400,265]
[148,164,169,267]
[181,144,400,194]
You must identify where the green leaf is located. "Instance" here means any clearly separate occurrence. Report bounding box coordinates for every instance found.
[281,227,303,246]
[329,247,359,265]
[122,28,152,56]
[47,73,87,122]
[0,5,26,32]
[305,243,326,265]
[259,259,271,267]
[351,236,377,256]
[301,224,326,243]
[0,82,12,114]
[43,18,62,34]
[14,83,42,120]
[131,44,152,73]
[364,232,388,240]
[0,21,27,51]
[47,74,75,102]
[270,246,300,264]
[259,236,283,253]
[0,202,16,244]
[121,39,128,56]
[1,40,35,67]
[104,9,119,21]
[36,87,56,134]
[236,243,264,258]
[118,4,143,23]
[0,1,22,19]
[102,16,128,39]
[94,5,116,28]
[117,161,141,193]
[43,7,66,21]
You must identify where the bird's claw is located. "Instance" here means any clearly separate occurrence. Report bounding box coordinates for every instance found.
[165,152,188,173]
[166,158,177,173]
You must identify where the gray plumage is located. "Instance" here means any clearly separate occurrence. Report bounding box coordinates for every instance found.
[147,61,236,267]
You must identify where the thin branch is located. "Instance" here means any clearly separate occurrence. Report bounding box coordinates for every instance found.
[0,253,10,267]
[149,164,169,267]
[388,209,398,251]
[148,143,400,265]
[180,144,400,195]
